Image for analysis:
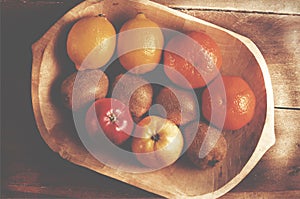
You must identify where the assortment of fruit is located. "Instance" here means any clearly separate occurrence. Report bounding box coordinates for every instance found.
[59,13,257,170]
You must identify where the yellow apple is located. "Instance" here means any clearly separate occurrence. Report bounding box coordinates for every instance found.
[132,116,184,168]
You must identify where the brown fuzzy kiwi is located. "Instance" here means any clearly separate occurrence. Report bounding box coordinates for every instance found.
[155,87,198,125]
[112,74,153,118]
[185,121,227,169]
[61,70,109,111]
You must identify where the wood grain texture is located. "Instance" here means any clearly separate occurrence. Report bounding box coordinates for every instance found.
[2,0,300,14]
[152,0,300,15]
[232,109,300,192]
[1,0,299,198]
[221,190,300,199]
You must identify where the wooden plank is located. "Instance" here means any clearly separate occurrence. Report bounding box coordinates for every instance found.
[180,10,300,109]
[152,0,300,15]
[2,151,158,198]
[0,0,81,6]
[221,190,300,199]
[231,109,300,193]
[2,0,300,14]
[2,109,299,198]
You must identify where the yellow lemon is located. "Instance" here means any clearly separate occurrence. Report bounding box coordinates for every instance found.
[67,15,116,70]
[117,13,164,74]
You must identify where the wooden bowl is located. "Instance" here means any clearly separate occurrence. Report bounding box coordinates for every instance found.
[31,0,275,198]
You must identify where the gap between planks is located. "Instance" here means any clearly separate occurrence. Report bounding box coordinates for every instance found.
[275,107,300,110]
[173,8,300,16]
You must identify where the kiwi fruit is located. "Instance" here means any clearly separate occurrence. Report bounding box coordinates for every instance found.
[185,121,227,169]
[112,73,153,118]
[61,70,109,111]
[155,87,198,125]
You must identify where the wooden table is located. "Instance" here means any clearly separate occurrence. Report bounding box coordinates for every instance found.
[1,0,299,198]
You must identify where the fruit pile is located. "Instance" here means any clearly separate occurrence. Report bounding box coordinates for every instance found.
[60,13,256,170]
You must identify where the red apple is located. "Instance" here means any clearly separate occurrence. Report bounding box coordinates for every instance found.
[85,98,134,145]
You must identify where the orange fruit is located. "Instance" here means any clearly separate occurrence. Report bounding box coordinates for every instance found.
[202,76,256,130]
[117,13,164,74]
[67,15,116,70]
[164,31,222,89]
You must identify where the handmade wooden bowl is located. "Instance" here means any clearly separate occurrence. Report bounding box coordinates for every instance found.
[31,0,275,198]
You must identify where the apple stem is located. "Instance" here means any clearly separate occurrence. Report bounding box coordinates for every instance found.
[151,134,160,142]
[98,13,106,17]
[108,113,117,123]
